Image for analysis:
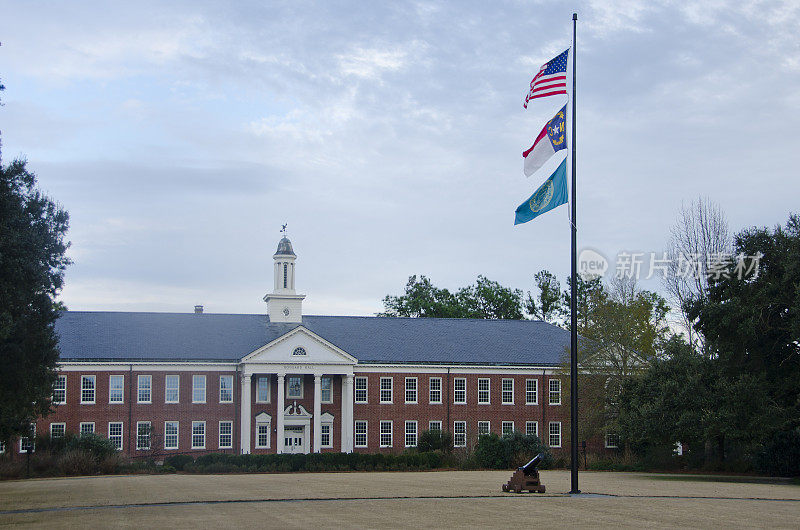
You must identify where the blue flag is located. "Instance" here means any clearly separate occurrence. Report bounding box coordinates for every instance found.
[514,157,568,225]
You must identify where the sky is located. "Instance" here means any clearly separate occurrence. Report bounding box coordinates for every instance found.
[1,0,798,317]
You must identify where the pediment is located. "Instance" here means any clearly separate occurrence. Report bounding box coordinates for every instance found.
[284,402,312,418]
[242,326,357,365]
[255,412,272,423]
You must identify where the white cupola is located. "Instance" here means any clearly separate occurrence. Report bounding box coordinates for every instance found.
[263,235,305,323]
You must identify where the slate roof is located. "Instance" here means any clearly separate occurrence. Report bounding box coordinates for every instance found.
[55,312,570,366]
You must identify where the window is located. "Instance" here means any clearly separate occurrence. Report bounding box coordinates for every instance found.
[287,376,303,399]
[109,375,124,403]
[53,375,66,404]
[405,378,417,404]
[429,420,442,433]
[219,421,233,449]
[137,422,151,450]
[429,377,442,404]
[164,421,179,450]
[20,424,35,453]
[454,378,466,404]
[478,421,491,436]
[549,422,561,448]
[321,423,332,448]
[80,422,95,436]
[137,375,152,403]
[354,377,367,403]
[108,423,123,450]
[0,442,4,454]
[526,379,538,405]
[453,421,466,447]
[50,423,66,438]
[502,379,514,404]
[219,375,233,403]
[165,375,180,403]
[380,377,393,403]
[283,263,288,288]
[478,378,490,404]
[257,377,271,403]
[81,375,96,404]
[549,379,561,405]
[405,421,418,448]
[605,433,620,449]
[192,421,206,449]
[502,421,514,436]
[321,377,333,404]
[256,419,271,449]
[292,347,306,356]
[526,421,538,438]
[379,421,392,447]
[354,421,368,448]
[192,375,206,403]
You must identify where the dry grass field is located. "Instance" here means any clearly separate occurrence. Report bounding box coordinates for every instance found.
[1,470,798,528]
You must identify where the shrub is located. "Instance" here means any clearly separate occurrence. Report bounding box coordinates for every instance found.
[164,454,194,471]
[417,430,454,453]
[754,428,800,477]
[473,432,552,470]
[58,449,98,476]
[66,433,118,461]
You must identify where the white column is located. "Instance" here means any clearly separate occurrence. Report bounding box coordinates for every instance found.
[342,374,354,453]
[276,373,285,454]
[313,374,322,453]
[240,373,252,454]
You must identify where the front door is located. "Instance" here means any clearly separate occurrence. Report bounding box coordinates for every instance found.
[284,426,305,453]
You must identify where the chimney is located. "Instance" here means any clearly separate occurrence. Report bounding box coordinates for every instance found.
[194,305,204,314]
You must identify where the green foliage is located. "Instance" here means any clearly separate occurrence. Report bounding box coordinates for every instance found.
[525,270,562,323]
[0,159,71,445]
[754,428,800,477]
[417,429,453,453]
[380,275,524,319]
[472,432,552,470]
[164,454,194,471]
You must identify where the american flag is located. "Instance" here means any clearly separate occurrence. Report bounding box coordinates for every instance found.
[523,49,569,109]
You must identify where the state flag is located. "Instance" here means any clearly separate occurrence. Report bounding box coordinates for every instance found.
[523,104,567,177]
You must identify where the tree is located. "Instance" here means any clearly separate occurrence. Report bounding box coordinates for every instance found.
[0,159,71,445]
[525,270,562,323]
[380,275,524,319]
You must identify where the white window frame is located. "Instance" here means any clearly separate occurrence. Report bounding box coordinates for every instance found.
[255,418,271,449]
[81,375,96,404]
[136,421,151,451]
[286,375,303,399]
[219,421,233,449]
[526,421,539,438]
[405,377,418,404]
[109,375,124,404]
[380,377,393,404]
[404,420,418,448]
[453,421,466,447]
[80,422,95,436]
[192,375,207,404]
[526,379,538,405]
[108,422,123,451]
[192,421,206,449]
[502,421,514,436]
[502,378,514,405]
[454,378,466,404]
[20,423,35,453]
[379,420,392,447]
[50,422,66,438]
[219,375,234,403]
[321,422,333,449]
[549,379,561,405]
[137,375,152,404]
[478,421,491,436]
[165,374,180,403]
[321,376,333,404]
[354,420,368,448]
[605,433,620,449]
[549,421,562,448]
[428,420,442,433]
[256,376,271,403]
[164,421,179,450]
[53,375,67,404]
[477,378,490,404]
[354,376,368,403]
[428,377,442,404]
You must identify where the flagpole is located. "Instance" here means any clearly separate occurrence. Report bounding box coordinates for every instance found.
[569,12,580,495]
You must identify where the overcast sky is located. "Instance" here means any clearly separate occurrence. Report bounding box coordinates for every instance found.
[1,0,798,316]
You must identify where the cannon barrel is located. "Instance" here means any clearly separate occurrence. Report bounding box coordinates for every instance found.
[520,453,544,475]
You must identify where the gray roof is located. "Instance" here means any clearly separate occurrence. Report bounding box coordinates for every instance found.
[55,312,570,366]
[275,236,295,256]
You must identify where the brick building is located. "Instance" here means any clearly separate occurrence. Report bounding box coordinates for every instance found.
[12,236,579,457]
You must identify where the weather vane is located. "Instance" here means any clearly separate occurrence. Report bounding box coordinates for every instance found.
[281,223,287,236]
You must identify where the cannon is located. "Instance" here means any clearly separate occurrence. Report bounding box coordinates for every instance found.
[502,453,546,493]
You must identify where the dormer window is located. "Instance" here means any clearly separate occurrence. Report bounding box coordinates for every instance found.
[292,347,307,356]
